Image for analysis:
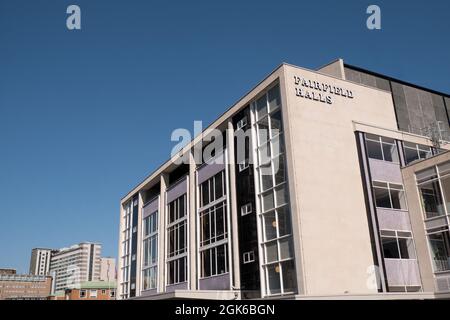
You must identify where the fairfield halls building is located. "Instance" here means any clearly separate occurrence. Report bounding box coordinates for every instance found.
[117,59,450,300]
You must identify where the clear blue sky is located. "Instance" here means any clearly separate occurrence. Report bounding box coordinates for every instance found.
[0,0,448,273]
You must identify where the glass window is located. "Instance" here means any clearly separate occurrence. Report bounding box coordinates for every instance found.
[418,180,445,219]
[264,212,277,241]
[270,110,282,136]
[428,230,450,272]
[382,237,400,258]
[267,264,281,295]
[268,85,281,112]
[262,191,275,212]
[142,211,158,290]
[199,171,229,279]
[277,206,291,237]
[256,95,268,120]
[253,84,296,296]
[404,142,432,164]
[258,117,270,145]
[381,232,415,260]
[274,155,286,186]
[279,238,293,259]
[281,260,296,293]
[365,134,399,163]
[398,237,415,259]
[366,139,383,160]
[167,194,188,285]
[266,241,278,263]
[373,182,407,210]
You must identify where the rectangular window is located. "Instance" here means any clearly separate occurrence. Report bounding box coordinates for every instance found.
[243,251,255,264]
[373,181,407,210]
[199,171,229,278]
[252,84,296,296]
[428,228,450,272]
[236,116,248,130]
[381,230,415,259]
[80,290,86,298]
[201,244,228,277]
[240,203,253,216]
[239,159,249,172]
[404,142,432,164]
[142,210,158,290]
[365,134,399,163]
[167,194,188,285]
[89,290,97,298]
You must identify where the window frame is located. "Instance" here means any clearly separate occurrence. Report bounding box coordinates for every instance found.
[372,181,408,211]
[166,194,188,286]
[142,209,158,291]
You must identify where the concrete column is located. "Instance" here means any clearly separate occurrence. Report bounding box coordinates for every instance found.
[227,120,241,291]
[188,151,198,290]
[158,173,169,293]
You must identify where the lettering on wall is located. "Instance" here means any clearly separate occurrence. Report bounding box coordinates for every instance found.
[293,75,354,105]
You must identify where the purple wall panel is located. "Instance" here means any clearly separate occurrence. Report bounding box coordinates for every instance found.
[197,161,225,185]
[384,259,421,286]
[199,273,230,290]
[166,282,188,292]
[143,197,159,218]
[368,159,403,183]
[167,176,187,203]
[377,208,411,231]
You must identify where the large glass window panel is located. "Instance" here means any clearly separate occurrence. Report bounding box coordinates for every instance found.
[279,238,293,259]
[258,117,270,145]
[274,156,286,186]
[264,212,277,241]
[261,164,273,191]
[390,188,407,210]
[201,249,211,277]
[268,85,281,112]
[201,182,210,207]
[275,185,287,207]
[270,110,283,136]
[214,172,223,200]
[277,206,291,237]
[262,191,275,212]
[259,144,271,165]
[382,141,399,163]
[281,260,296,293]
[256,95,268,120]
[217,244,227,275]
[266,241,278,263]
[419,180,445,219]
[404,146,419,164]
[271,134,285,157]
[267,264,281,295]
[216,205,225,240]
[382,237,400,258]
[428,231,450,272]
[366,139,383,160]
[398,238,415,259]
[374,186,391,208]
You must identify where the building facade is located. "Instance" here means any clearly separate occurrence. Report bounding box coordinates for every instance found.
[50,281,116,300]
[49,242,102,293]
[0,274,52,300]
[117,59,450,299]
[29,248,55,276]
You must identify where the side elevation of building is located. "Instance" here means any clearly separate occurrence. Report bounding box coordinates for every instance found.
[117,58,450,300]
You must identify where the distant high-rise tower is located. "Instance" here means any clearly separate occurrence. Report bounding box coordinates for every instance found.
[29,248,55,276]
[49,242,102,293]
